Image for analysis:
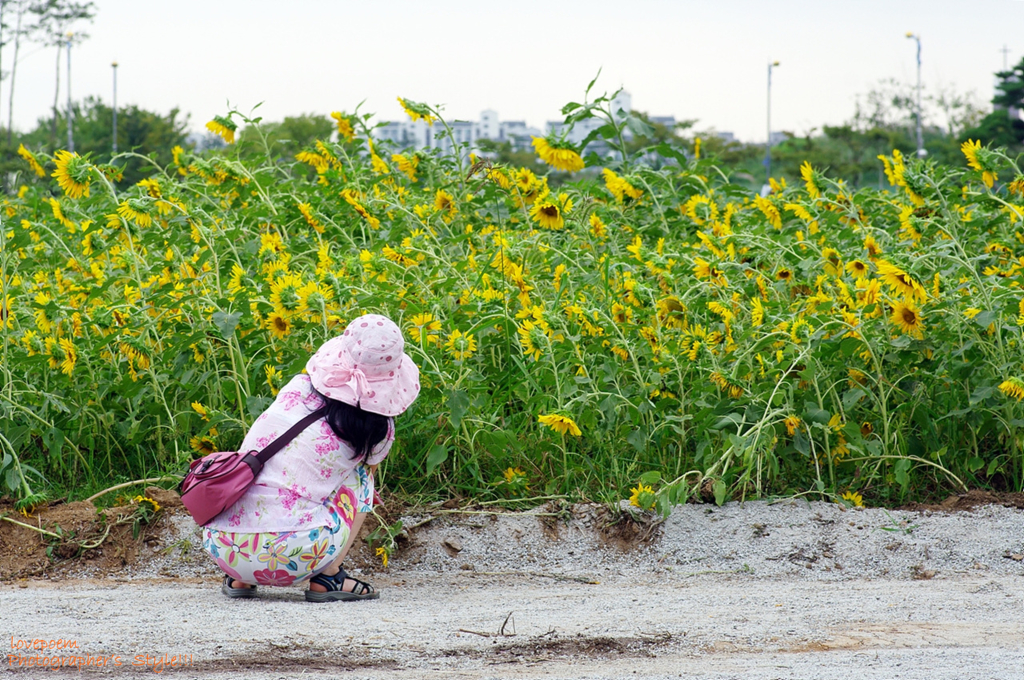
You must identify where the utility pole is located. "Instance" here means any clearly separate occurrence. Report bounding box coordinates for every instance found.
[112,61,118,154]
[1001,45,1010,71]
[764,60,780,192]
[66,32,73,152]
[906,32,925,158]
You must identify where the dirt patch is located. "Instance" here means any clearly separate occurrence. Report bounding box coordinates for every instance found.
[596,505,664,550]
[0,487,177,581]
[900,489,1024,513]
[443,632,674,664]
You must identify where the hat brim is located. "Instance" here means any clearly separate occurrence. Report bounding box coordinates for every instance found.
[311,352,420,417]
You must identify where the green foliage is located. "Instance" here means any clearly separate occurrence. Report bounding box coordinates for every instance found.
[12,96,189,185]
[2,91,1023,513]
[236,113,334,163]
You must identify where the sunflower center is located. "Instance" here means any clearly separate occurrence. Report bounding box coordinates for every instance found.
[541,206,558,218]
[902,309,917,324]
[274,317,288,331]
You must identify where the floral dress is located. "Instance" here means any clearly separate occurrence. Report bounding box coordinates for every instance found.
[201,374,393,586]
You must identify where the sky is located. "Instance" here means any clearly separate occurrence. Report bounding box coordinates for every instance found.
[4,0,1024,143]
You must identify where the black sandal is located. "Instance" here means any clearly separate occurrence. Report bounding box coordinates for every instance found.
[221,574,258,599]
[304,567,379,602]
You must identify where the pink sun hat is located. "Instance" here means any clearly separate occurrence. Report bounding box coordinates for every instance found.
[306,314,420,417]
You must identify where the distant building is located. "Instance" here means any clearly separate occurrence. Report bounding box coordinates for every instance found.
[372,110,542,155]
[371,90,693,158]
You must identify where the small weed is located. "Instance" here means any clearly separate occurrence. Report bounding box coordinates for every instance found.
[877,509,918,535]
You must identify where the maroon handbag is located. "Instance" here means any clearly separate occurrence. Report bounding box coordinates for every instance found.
[180,407,327,526]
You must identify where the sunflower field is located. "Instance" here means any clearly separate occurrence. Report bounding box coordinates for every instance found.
[2,92,1024,512]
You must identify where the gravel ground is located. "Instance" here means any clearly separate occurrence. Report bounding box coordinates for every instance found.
[3,499,1024,679]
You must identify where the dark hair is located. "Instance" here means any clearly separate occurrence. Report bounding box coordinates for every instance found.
[313,389,391,463]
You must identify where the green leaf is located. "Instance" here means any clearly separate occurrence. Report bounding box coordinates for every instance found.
[969,385,995,405]
[973,311,997,328]
[793,431,810,457]
[425,443,448,475]
[211,311,242,338]
[894,458,911,490]
[986,458,1001,476]
[447,390,470,429]
[638,471,663,485]
[712,480,727,506]
[246,395,272,419]
[626,427,647,452]
[803,405,831,426]
[625,115,655,138]
[967,456,984,472]
[43,427,63,458]
[842,388,867,409]
[840,337,862,357]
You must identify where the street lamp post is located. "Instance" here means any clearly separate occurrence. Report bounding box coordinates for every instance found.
[66,32,73,152]
[764,60,780,190]
[112,61,118,154]
[906,32,925,158]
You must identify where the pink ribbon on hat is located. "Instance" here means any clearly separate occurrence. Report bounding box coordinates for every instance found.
[319,354,374,402]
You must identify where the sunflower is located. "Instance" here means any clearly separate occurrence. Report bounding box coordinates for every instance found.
[206,115,237,144]
[434,189,456,218]
[52,150,92,199]
[537,413,582,436]
[961,139,997,189]
[998,377,1024,402]
[775,268,792,282]
[191,402,209,420]
[397,97,435,125]
[297,202,323,234]
[296,150,329,172]
[846,259,869,279]
[889,300,924,339]
[800,161,821,199]
[444,329,476,361]
[530,199,563,230]
[330,111,356,142]
[657,296,686,329]
[602,168,642,202]
[1009,176,1024,197]
[266,311,292,339]
[629,482,656,510]
[531,136,584,173]
[750,297,765,327]
[783,415,801,436]
[863,234,883,259]
[693,258,727,285]
[116,199,153,228]
[518,319,545,360]
[17,144,46,178]
[408,312,441,344]
[876,260,926,302]
[189,435,217,455]
[269,273,305,315]
[840,490,864,507]
[391,153,419,181]
[822,247,842,276]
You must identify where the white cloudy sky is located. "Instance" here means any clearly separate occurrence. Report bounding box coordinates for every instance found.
[4,0,1023,142]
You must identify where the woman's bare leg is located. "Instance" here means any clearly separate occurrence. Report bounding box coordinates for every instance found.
[309,511,367,593]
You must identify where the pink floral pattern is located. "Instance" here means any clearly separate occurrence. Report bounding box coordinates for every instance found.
[252,569,296,587]
[205,374,392,534]
[202,526,350,588]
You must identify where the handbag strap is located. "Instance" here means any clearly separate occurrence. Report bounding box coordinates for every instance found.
[254,406,328,465]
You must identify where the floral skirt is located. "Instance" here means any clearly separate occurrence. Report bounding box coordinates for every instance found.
[202,523,349,587]
[201,470,374,587]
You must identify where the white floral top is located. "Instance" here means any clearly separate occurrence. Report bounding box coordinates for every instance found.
[206,374,393,533]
